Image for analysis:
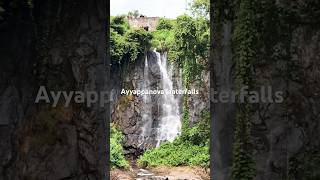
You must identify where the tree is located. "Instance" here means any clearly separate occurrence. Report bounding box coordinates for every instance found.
[110,16,129,35]
[110,125,129,169]
[156,18,174,30]
[128,10,140,18]
[190,0,210,18]
[110,16,152,65]
[174,15,197,54]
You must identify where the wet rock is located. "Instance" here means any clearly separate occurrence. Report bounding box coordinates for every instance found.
[111,50,210,156]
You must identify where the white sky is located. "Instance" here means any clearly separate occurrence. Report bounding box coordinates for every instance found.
[110,0,191,19]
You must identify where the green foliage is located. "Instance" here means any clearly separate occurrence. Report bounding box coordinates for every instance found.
[138,140,209,167]
[182,57,204,86]
[161,9,210,169]
[128,10,140,18]
[172,14,209,65]
[231,140,256,179]
[181,110,210,146]
[231,107,256,179]
[110,2,209,72]
[181,96,190,134]
[110,124,129,169]
[289,150,320,180]
[231,0,258,179]
[151,29,174,52]
[190,0,210,18]
[150,14,209,64]
[112,0,211,169]
[156,18,174,30]
[111,16,129,35]
[174,15,197,55]
[126,29,152,54]
[151,18,176,53]
[194,17,210,59]
[110,16,152,65]
[110,30,130,64]
[138,109,210,168]
[233,0,257,87]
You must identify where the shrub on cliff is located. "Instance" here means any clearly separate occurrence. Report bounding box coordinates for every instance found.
[138,139,209,167]
[138,110,210,168]
[156,18,174,30]
[110,124,129,169]
[111,16,152,65]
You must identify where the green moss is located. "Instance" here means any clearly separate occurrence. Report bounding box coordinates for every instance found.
[181,95,190,135]
[30,106,65,146]
[289,150,320,180]
[117,95,133,111]
[231,0,258,179]
[110,124,129,169]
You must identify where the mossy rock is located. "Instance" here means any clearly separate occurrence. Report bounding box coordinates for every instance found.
[117,95,134,111]
[29,105,73,147]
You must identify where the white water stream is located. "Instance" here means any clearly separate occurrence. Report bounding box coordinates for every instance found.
[140,55,152,140]
[154,51,181,147]
[140,51,181,148]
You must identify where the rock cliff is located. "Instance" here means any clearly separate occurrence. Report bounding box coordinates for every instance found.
[211,0,320,179]
[111,51,209,157]
[0,0,108,179]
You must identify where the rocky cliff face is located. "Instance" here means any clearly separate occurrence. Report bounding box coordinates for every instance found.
[111,51,209,156]
[112,51,164,154]
[211,1,320,179]
[251,26,320,180]
[0,0,108,179]
[188,69,210,127]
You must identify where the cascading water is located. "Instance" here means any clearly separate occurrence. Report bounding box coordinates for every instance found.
[154,51,181,147]
[139,51,181,149]
[140,55,152,144]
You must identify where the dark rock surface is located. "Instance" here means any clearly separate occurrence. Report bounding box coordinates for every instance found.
[0,0,108,179]
[111,51,171,153]
[111,51,209,155]
[211,1,320,179]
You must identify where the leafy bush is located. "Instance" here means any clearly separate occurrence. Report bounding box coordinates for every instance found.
[110,16,129,35]
[110,16,152,65]
[156,18,174,30]
[138,110,210,168]
[110,124,129,169]
[181,110,210,145]
[138,139,209,167]
[190,0,210,17]
[151,15,209,65]
[151,29,174,51]
[174,15,197,54]
[111,12,209,67]
[110,29,130,64]
[126,28,152,54]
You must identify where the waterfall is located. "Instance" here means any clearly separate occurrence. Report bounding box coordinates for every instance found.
[139,51,181,148]
[154,51,181,147]
[140,55,152,144]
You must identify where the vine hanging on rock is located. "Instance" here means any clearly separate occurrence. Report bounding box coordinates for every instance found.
[231,0,258,179]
